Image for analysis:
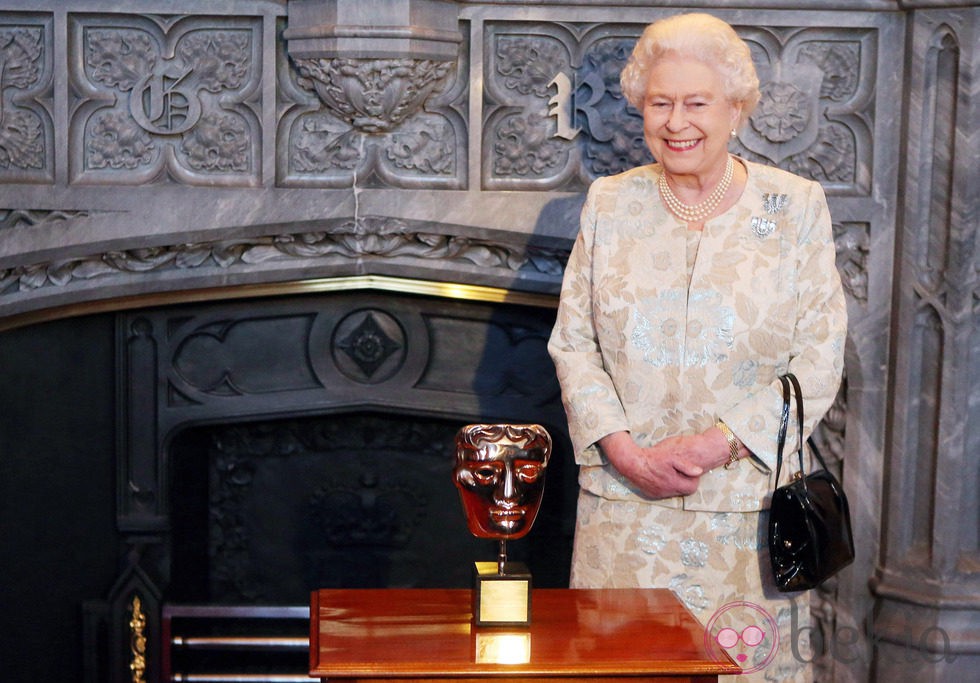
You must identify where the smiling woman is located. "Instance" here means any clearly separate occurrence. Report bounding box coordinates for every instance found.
[547,12,848,683]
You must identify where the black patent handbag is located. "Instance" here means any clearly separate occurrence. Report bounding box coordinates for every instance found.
[768,373,855,592]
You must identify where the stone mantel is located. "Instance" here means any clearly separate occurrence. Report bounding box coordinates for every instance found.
[1,0,911,333]
[0,0,912,330]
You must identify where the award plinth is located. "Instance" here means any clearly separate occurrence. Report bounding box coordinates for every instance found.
[472,560,532,627]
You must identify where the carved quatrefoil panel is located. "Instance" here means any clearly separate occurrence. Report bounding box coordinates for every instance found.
[736,27,876,193]
[483,22,646,192]
[69,14,263,186]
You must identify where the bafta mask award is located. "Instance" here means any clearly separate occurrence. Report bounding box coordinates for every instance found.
[453,423,552,626]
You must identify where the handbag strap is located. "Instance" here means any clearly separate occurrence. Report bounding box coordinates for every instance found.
[775,373,832,485]
[786,372,834,472]
[774,375,793,485]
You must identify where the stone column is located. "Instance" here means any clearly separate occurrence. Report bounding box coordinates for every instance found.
[872,7,980,680]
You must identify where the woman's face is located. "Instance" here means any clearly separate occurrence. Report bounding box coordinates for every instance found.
[642,53,741,180]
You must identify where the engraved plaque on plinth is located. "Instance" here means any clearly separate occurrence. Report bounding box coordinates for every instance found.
[473,561,532,626]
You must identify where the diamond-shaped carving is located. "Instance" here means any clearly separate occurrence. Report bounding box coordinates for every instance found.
[336,311,404,380]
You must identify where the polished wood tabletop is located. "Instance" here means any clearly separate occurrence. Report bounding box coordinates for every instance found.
[310,587,740,681]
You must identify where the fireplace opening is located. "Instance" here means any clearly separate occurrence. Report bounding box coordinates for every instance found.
[112,289,576,680]
[163,411,576,679]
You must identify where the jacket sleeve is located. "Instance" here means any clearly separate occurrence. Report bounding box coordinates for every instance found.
[720,179,848,472]
[547,181,631,465]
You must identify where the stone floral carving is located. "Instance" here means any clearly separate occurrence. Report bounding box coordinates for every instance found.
[85,29,156,90]
[580,37,652,177]
[785,125,855,184]
[292,57,453,134]
[487,33,570,184]
[0,110,43,169]
[750,82,811,143]
[496,36,567,97]
[181,113,248,172]
[586,117,649,177]
[493,112,566,176]
[0,27,43,91]
[242,218,566,275]
[584,38,630,101]
[0,26,45,172]
[87,112,155,169]
[288,108,456,178]
[483,26,870,190]
[736,33,870,187]
[0,217,568,295]
[799,42,860,101]
[469,27,863,194]
[292,114,362,171]
[386,117,455,174]
[76,20,257,182]
[283,56,460,185]
[487,29,651,186]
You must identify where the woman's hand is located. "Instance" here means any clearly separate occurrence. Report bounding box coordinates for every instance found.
[598,429,735,499]
[598,432,702,499]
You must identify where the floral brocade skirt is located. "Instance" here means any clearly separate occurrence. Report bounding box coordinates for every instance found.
[570,489,812,683]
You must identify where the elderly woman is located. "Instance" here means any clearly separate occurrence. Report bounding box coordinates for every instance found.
[547,12,847,682]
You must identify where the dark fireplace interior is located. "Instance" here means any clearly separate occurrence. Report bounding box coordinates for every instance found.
[169,412,575,604]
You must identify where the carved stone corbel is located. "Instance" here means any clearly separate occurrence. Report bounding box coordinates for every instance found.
[284,0,461,133]
[291,56,453,133]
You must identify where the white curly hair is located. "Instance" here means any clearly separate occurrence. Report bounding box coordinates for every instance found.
[620,13,761,128]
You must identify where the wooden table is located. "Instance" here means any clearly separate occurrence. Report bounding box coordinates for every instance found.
[310,588,740,682]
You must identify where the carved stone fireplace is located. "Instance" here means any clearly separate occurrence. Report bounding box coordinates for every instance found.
[2,1,978,682]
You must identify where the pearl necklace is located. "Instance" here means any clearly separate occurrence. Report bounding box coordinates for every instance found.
[658,155,734,223]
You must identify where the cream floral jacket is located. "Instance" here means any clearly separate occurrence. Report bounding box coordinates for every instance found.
[547,159,847,512]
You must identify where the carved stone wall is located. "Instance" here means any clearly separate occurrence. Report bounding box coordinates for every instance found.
[0,1,903,322]
[0,1,976,682]
[872,7,980,681]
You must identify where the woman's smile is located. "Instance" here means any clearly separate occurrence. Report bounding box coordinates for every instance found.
[664,138,702,151]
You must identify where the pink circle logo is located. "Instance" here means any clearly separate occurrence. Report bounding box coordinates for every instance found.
[703,601,779,674]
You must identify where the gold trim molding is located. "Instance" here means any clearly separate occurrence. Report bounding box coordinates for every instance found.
[0,275,558,333]
[128,594,147,683]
